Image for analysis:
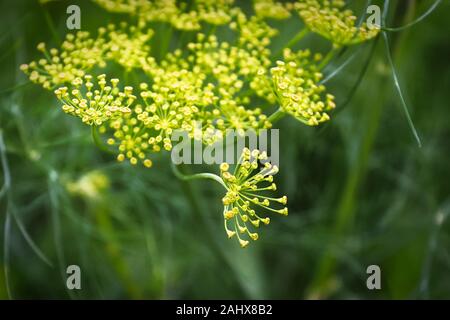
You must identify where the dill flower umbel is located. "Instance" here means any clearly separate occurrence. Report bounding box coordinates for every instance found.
[93,0,234,31]
[215,103,271,136]
[231,10,278,54]
[138,74,203,152]
[296,0,380,47]
[20,31,108,89]
[253,0,292,20]
[21,23,154,89]
[220,148,288,248]
[270,49,336,126]
[54,74,135,126]
[105,109,155,168]
[66,170,110,200]
[104,23,154,71]
[20,0,351,170]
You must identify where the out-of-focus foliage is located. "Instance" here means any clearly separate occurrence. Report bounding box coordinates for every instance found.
[0,0,449,299]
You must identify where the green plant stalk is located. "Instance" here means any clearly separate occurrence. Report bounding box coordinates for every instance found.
[306,51,387,299]
[267,108,286,124]
[173,164,256,296]
[0,264,7,299]
[91,126,116,154]
[41,5,60,44]
[275,28,309,57]
[3,210,12,299]
[383,31,422,147]
[382,0,442,32]
[285,28,309,50]
[319,46,339,70]
[306,2,417,299]
[171,162,226,189]
[93,200,142,299]
[160,24,173,59]
[48,173,78,300]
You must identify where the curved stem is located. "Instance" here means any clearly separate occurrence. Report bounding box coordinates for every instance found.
[331,37,378,115]
[319,47,339,70]
[160,23,173,59]
[0,81,30,94]
[275,28,309,56]
[308,1,418,298]
[267,108,286,124]
[383,31,422,147]
[91,125,115,154]
[285,28,309,50]
[171,162,227,189]
[320,47,362,85]
[382,0,442,32]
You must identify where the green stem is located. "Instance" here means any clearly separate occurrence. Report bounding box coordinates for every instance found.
[307,54,387,300]
[94,201,142,298]
[306,1,417,299]
[285,28,309,50]
[171,162,227,189]
[383,31,422,147]
[382,0,442,32]
[0,81,31,94]
[160,23,173,59]
[175,165,253,295]
[319,47,339,70]
[267,108,286,124]
[41,6,60,44]
[331,38,378,114]
[275,29,309,57]
[91,126,115,154]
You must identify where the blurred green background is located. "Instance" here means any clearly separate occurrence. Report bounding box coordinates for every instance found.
[0,0,449,299]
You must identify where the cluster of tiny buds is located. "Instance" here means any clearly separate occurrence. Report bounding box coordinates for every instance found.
[271,58,335,126]
[54,74,135,126]
[296,0,380,47]
[92,0,235,31]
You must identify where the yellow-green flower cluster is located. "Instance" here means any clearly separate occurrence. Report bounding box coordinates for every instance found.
[187,36,274,138]
[66,170,110,200]
[141,33,275,144]
[54,74,135,126]
[100,74,211,166]
[97,66,215,165]
[230,10,277,54]
[215,102,271,138]
[253,0,292,20]
[92,0,234,31]
[296,0,380,47]
[22,0,350,169]
[104,23,153,70]
[90,0,146,14]
[174,0,234,29]
[20,31,108,89]
[220,148,288,248]
[20,0,389,248]
[270,49,335,126]
[138,73,208,151]
[21,24,153,89]
[105,110,154,168]
[186,34,270,100]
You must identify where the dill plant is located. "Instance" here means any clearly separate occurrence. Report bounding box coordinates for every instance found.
[19,0,384,247]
